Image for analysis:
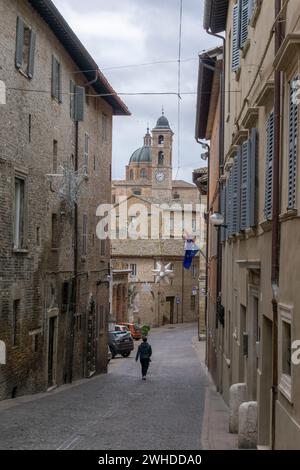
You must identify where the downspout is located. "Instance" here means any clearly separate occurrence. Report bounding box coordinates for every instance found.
[271,0,282,450]
[68,120,79,383]
[206,29,225,333]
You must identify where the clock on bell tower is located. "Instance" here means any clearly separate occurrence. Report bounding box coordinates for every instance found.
[151,110,173,200]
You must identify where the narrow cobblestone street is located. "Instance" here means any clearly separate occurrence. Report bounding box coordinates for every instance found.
[0,324,209,450]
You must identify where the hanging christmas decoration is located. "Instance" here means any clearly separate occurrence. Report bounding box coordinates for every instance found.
[142,282,152,294]
[153,262,174,284]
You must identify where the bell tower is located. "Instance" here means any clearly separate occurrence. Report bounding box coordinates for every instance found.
[151,110,173,199]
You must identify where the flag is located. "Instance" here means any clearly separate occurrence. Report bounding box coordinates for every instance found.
[183,240,199,270]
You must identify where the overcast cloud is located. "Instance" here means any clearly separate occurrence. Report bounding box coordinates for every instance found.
[52,0,218,182]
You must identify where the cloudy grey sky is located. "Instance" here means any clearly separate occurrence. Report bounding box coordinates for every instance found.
[52,0,218,182]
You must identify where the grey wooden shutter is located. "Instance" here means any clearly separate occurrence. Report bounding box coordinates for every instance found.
[240,0,249,49]
[16,17,24,69]
[225,181,229,240]
[27,30,36,79]
[221,185,226,242]
[232,155,239,234]
[228,169,234,235]
[249,128,258,227]
[74,86,85,121]
[264,111,274,220]
[51,55,57,98]
[240,140,249,230]
[288,78,298,210]
[236,146,242,232]
[70,80,75,119]
[232,3,240,72]
[58,62,62,103]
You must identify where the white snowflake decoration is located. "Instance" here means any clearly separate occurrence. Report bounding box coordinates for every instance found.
[153,263,174,284]
[47,162,88,212]
[142,282,152,294]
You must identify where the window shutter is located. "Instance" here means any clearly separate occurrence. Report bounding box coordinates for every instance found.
[236,145,242,232]
[27,30,36,79]
[228,169,234,236]
[232,3,240,72]
[232,155,239,234]
[240,140,249,230]
[70,80,75,119]
[51,55,57,98]
[74,86,85,121]
[16,16,24,69]
[249,128,258,227]
[264,111,274,220]
[221,185,226,242]
[225,181,229,240]
[240,0,250,49]
[288,78,298,210]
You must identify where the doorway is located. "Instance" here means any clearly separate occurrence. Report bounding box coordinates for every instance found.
[48,316,57,387]
[165,297,175,324]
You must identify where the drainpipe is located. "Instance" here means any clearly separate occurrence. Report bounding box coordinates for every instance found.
[271,0,282,450]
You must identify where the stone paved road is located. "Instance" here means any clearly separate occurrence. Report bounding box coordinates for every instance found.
[0,323,207,450]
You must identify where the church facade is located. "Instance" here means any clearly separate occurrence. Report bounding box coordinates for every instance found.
[111,114,206,328]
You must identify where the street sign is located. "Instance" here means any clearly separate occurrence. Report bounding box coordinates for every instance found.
[0,341,6,365]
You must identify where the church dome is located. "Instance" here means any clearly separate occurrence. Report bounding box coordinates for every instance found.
[155,114,170,129]
[129,146,152,164]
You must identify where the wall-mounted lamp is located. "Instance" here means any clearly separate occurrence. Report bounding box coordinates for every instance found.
[210,212,227,228]
[96,273,111,287]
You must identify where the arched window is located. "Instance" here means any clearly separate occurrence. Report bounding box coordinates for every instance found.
[158,135,164,145]
[140,168,147,178]
[158,151,164,166]
[129,169,134,180]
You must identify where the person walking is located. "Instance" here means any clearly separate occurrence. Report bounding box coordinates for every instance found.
[136,337,152,380]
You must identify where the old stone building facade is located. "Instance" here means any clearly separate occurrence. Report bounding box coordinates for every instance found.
[201,0,300,449]
[111,115,204,327]
[0,0,129,400]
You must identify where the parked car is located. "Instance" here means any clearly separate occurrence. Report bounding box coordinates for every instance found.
[115,324,129,333]
[107,346,112,364]
[118,322,142,341]
[108,331,134,359]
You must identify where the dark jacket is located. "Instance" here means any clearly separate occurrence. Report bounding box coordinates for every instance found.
[136,342,152,361]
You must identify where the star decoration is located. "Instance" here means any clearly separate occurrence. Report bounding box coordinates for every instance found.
[142,283,152,294]
[152,263,174,284]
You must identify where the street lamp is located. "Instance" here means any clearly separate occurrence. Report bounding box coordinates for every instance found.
[209,212,227,227]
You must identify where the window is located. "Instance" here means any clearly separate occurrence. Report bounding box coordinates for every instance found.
[15,17,36,78]
[51,55,62,102]
[28,114,32,143]
[288,77,298,210]
[231,0,253,72]
[13,300,20,347]
[158,135,164,145]
[61,281,69,313]
[82,214,88,255]
[191,296,196,311]
[84,133,89,175]
[14,178,25,249]
[36,227,41,247]
[173,192,180,199]
[102,114,108,142]
[100,239,106,257]
[129,170,134,180]
[133,190,141,196]
[51,214,58,249]
[192,263,197,279]
[264,111,274,220]
[158,151,164,166]
[140,169,147,178]
[130,264,137,277]
[279,305,293,402]
[53,140,58,173]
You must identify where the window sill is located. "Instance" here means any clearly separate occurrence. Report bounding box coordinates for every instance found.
[260,220,272,232]
[279,374,293,404]
[279,209,298,222]
[12,248,29,254]
[244,227,256,239]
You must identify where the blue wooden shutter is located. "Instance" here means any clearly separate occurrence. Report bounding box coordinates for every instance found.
[288,78,298,209]
[16,17,24,69]
[236,146,242,232]
[232,4,240,72]
[27,30,36,79]
[74,86,85,122]
[232,155,239,234]
[240,140,249,230]
[225,181,229,240]
[239,0,250,49]
[264,111,274,220]
[228,169,234,235]
[249,128,258,227]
